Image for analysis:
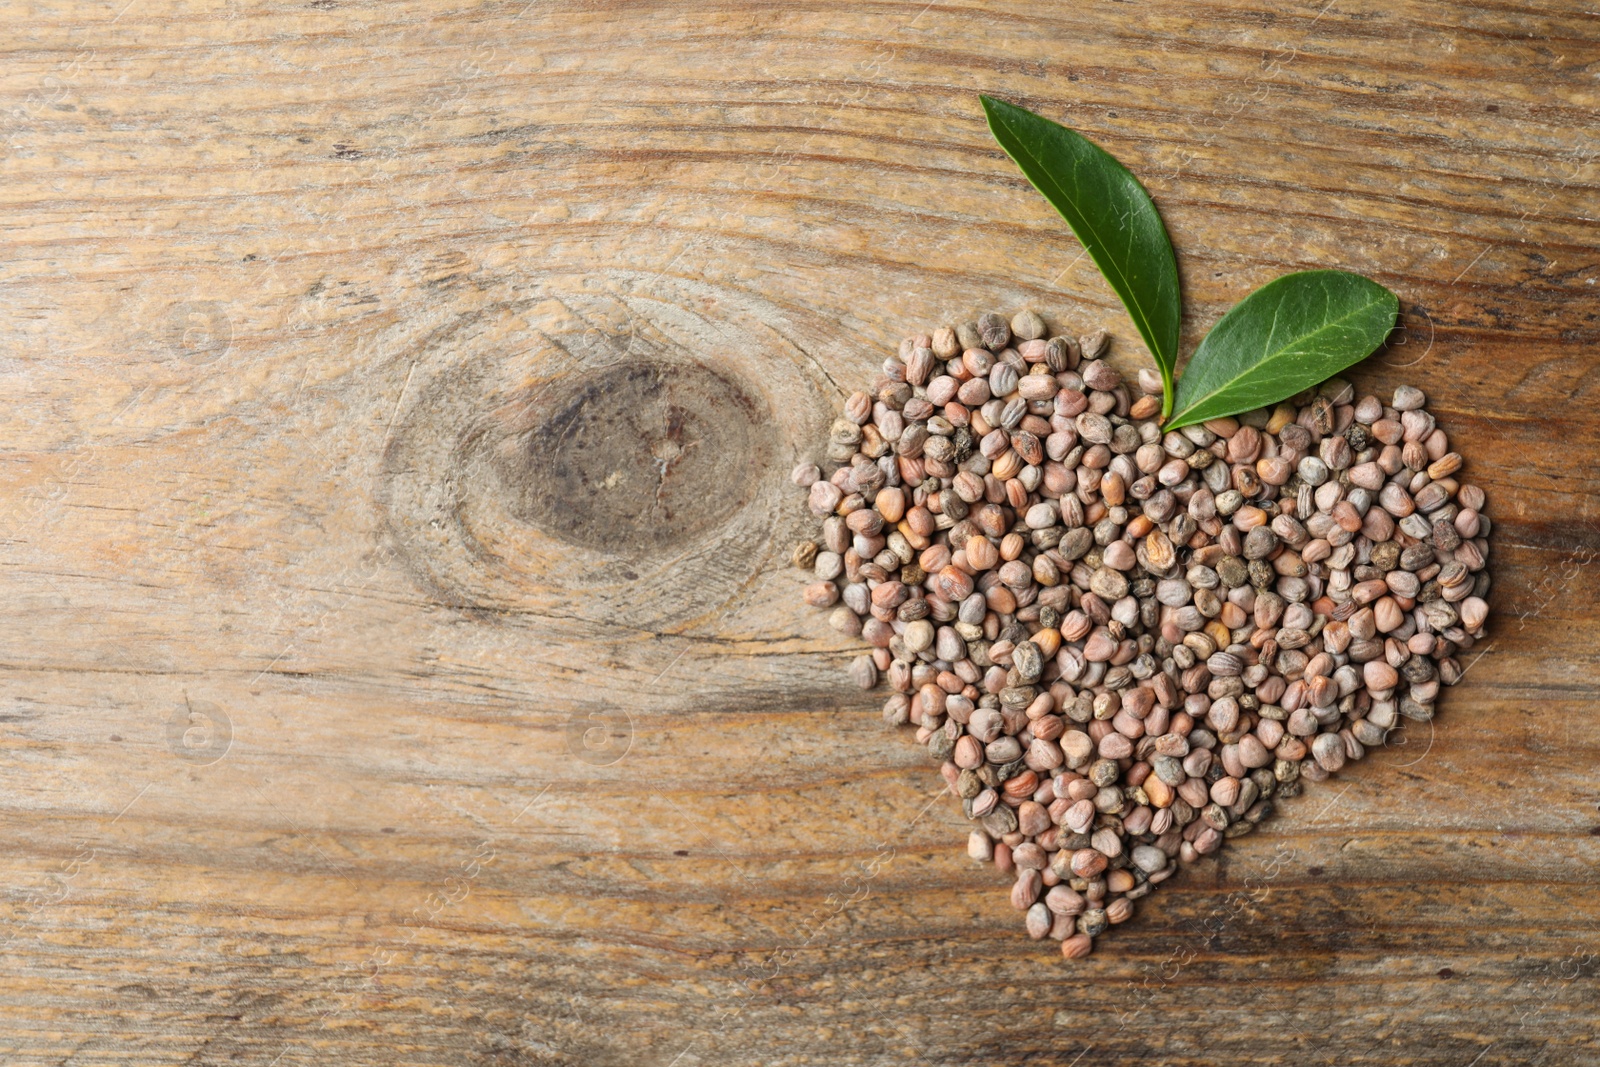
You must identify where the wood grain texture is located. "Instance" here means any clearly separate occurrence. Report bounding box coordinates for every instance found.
[1,1,1597,1064]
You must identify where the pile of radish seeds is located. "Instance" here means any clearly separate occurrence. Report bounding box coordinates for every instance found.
[791,309,1491,958]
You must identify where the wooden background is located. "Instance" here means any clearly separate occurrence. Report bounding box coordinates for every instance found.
[2,1,1597,1064]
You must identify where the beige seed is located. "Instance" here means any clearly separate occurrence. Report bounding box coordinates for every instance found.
[1011,309,1048,342]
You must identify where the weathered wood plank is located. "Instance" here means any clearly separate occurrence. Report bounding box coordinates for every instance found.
[0,0,1596,1064]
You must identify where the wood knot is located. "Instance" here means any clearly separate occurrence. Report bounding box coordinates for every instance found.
[511,360,765,554]
[375,275,838,631]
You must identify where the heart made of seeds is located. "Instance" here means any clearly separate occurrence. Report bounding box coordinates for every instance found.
[792,308,1491,959]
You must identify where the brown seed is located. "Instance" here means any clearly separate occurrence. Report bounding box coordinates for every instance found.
[792,541,819,569]
[979,312,1011,350]
[1061,933,1094,959]
[1237,734,1272,768]
[1427,452,1463,480]
[1025,902,1052,939]
[1363,660,1399,690]
[1130,395,1162,420]
[803,581,839,608]
[1018,800,1053,836]
[1142,773,1173,808]
[1013,842,1048,870]
[875,486,906,523]
[1070,848,1108,878]
[1002,769,1040,799]
[1311,732,1346,773]
[1082,360,1122,392]
[1210,776,1241,807]
[936,565,975,601]
[1011,867,1042,909]
[1098,732,1134,760]
[1046,884,1087,916]
[1090,827,1123,858]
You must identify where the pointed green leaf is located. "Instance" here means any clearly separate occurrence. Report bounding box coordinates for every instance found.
[980,94,1182,413]
[1165,270,1399,431]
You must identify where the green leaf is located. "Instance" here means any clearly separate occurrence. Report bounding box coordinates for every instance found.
[980,94,1182,414]
[1165,270,1399,431]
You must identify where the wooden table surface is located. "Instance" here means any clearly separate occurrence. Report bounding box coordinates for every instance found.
[3,2,1597,1064]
